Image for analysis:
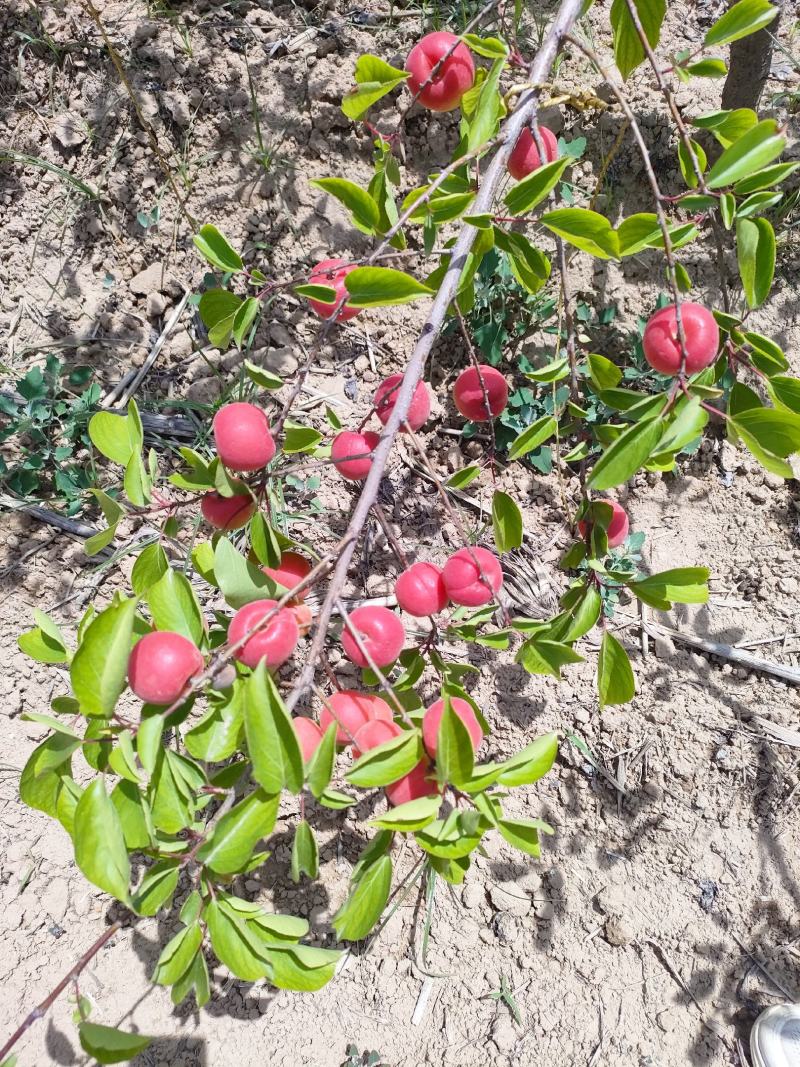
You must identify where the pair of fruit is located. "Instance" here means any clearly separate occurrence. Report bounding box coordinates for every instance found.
[395,547,503,615]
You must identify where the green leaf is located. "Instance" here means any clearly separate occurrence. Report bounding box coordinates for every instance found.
[344,267,433,308]
[147,567,205,645]
[677,139,707,189]
[736,217,775,309]
[74,779,131,903]
[588,353,622,391]
[507,416,557,460]
[651,396,708,461]
[627,566,710,609]
[206,900,270,981]
[78,1022,152,1065]
[244,359,284,390]
[333,854,392,941]
[193,224,243,272]
[111,779,150,850]
[18,621,68,664]
[597,631,635,707]
[197,789,279,874]
[467,56,505,153]
[492,490,523,552]
[199,288,242,331]
[767,376,800,415]
[686,58,727,77]
[214,535,274,609]
[516,638,584,678]
[496,732,559,787]
[88,410,138,465]
[311,178,380,235]
[245,662,304,794]
[730,407,800,476]
[307,722,337,798]
[319,788,357,809]
[346,729,422,787]
[291,820,319,882]
[446,465,481,489]
[524,358,569,384]
[368,794,441,832]
[744,330,788,374]
[703,0,778,46]
[693,107,758,148]
[498,817,552,857]
[108,729,140,783]
[185,686,244,762]
[540,208,619,259]
[706,120,786,189]
[136,713,163,774]
[436,698,474,787]
[261,943,340,991]
[461,33,509,58]
[149,748,195,834]
[503,156,569,214]
[130,543,169,595]
[341,54,409,121]
[588,416,663,490]
[132,861,180,916]
[70,598,137,717]
[153,922,203,985]
[415,812,486,859]
[733,162,800,195]
[610,0,666,80]
[282,422,323,454]
[232,296,260,349]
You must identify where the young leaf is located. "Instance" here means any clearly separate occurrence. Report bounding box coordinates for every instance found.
[492,490,523,552]
[436,698,475,787]
[74,779,131,904]
[368,794,441,832]
[507,416,557,460]
[736,217,775,309]
[703,0,778,47]
[446,465,481,490]
[496,732,559,787]
[147,567,205,645]
[344,267,433,308]
[193,224,243,272]
[588,417,664,490]
[610,0,666,80]
[152,923,203,985]
[333,854,392,941]
[597,631,635,707]
[206,900,270,981]
[78,1022,152,1065]
[306,722,337,798]
[214,535,274,609]
[70,598,137,717]
[131,543,169,595]
[341,55,409,121]
[232,296,260,349]
[466,56,505,152]
[245,662,304,794]
[498,816,553,856]
[291,820,319,882]
[310,178,380,235]
[516,638,584,678]
[627,566,710,609]
[132,861,180,916]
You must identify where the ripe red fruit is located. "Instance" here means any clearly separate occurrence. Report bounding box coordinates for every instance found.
[200,490,255,531]
[508,125,559,182]
[642,302,720,375]
[395,562,449,617]
[341,606,406,668]
[352,718,402,758]
[422,697,483,758]
[263,550,312,599]
[294,717,324,763]
[578,500,630,549]
[320,689,392,745]
[128,631,203,705]
[212,402,275,472]
[373,374,431,432]
[452,365,508,421]
[441,547,503,607]
[331,429,381,480]
[405,31,475,112]
[385,761,440,806]
[308,258,361,322]
[228,599,299,669]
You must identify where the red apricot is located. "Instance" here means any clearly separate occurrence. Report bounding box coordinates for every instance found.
[294,717,324,763]
[331,429,381,480]
[441,547,503,607]
[320,689,392,745]
[308,258,361,322]
[200,490,255,531]
[373,374,431,432]
[212,402,275,472]
[422,697,483,758]
[642,302,720,376]
[452,365,508,421]
[508,125,559,182]
[405,31,475,112]
[128,631,203,705]
[395,562,449,617]
[385,760,440,806]
[263,550,312,599]
[578,500,630,549]
[341,605,406,668]
[352,718,402,759]
[228,599,299,669]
